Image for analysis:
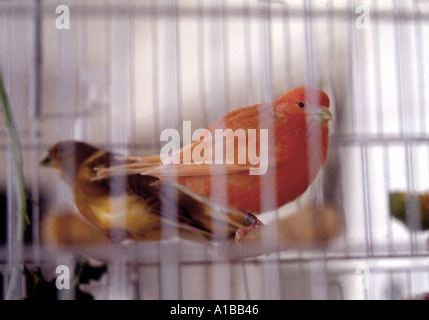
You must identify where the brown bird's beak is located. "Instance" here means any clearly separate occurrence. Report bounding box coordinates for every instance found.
[39,154,54,167]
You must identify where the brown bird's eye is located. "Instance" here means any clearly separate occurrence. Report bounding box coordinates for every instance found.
[297,102,305,108]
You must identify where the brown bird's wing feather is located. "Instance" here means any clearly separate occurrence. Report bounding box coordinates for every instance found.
[86,151,250,241]
[150,179,251,240]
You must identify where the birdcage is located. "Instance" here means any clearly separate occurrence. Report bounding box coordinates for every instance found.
[1,0,429,301]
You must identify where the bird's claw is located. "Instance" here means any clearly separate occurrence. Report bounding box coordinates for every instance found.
[235,212,264,246]
[106,229,131,244]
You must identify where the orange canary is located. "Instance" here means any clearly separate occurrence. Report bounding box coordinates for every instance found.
[98,86,332,240]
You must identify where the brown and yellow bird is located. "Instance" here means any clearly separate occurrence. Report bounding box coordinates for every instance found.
[40,141,251,243]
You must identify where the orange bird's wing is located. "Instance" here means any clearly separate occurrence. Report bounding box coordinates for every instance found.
[95,103,276,180]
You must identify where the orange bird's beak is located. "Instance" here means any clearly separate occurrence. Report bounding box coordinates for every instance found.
[307,106,333,123]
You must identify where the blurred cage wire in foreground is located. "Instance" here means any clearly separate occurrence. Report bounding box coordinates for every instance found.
[0,0,429,300]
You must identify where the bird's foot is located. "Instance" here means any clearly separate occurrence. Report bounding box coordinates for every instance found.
[106,229,131,244]
[235,212,264,246]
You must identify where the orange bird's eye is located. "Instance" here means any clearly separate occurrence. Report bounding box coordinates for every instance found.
[297,102,305,108]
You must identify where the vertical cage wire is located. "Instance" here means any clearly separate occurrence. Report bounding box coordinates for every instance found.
[0,0,429,300]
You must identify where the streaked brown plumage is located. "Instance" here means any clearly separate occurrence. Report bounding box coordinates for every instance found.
[40,141,250,243]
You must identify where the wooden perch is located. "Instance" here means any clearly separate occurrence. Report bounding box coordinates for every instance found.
[218,205,343,260]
